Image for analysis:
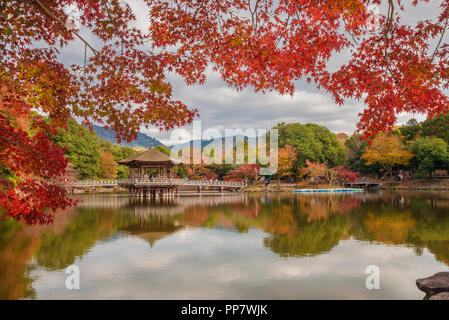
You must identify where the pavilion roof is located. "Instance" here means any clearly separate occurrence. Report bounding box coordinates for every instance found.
[118,148,172,165]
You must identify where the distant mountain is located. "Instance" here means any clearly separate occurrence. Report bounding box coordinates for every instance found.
[169,139,214,150]
[91,124,165,148]
[169,136,251,150]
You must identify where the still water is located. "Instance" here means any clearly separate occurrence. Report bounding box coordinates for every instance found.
[1,191,449,300]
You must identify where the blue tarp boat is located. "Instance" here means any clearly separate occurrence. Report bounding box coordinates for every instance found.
[293,188,364,193]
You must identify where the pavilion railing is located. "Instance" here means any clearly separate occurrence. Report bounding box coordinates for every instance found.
[65,178,247,188]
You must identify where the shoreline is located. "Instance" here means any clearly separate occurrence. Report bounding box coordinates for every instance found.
[67,179,449,194]
[243,179,449,192]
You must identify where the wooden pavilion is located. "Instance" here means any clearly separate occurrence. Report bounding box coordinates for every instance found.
[118,148,177,198]
[118,148,175,179]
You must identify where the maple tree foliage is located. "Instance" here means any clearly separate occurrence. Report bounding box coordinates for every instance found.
[98,150,116,179]
[185,163,218,180]
[305,160,327,178]
[223,164,260,183]
[2,0,449,223]
[362,134,414,179]
[0,84,74,224]
[305,160,358,185]
[149,0,449,135]
[1,0,198,224]
[276,144,297,178]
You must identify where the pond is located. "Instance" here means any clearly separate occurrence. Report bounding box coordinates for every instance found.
[1,191,448,300]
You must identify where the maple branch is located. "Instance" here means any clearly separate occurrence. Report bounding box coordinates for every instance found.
[383,0,394,63]
[249,0,262,35]
[382,0,395,88]
[33,0,97,54]
[0,129,49,166]
[431,17,449,62]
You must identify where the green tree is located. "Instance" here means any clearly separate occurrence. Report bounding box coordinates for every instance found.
[154,145,171,156]
[399,118,422,143]
[274,122,346,176]
[421,114,449,144]
[412,137,449,178]
[113,146,139,179]
[50,119,100,179]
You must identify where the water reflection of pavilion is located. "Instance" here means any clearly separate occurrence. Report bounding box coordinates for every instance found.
[75,193,252,247]
[119,218,182,247]
[75,193,249,212]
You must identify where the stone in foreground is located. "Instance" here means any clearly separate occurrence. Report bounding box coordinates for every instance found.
[429,292,449,300]
[416,272,449,296]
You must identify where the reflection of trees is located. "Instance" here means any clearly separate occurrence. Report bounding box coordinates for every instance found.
[36,208,104,270]
[351,193,449,265]
[0,219,39,299]
[425,241,449,265]
[263,214,348,257]
[262,205,298,238]
[407,200,449,265]
[363,211,416,244]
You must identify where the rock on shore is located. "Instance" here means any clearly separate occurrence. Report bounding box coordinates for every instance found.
[429,292,449,300]
[416,272,449,299]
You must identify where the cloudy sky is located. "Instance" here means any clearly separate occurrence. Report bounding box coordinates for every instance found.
[61,1,445,145]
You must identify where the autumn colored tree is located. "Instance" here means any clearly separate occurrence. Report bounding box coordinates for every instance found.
[223,164,260,184]
[336,133,349,145]
[305,160,327,181]
[0,84,73,224]
[3,0,449,223]
[207,164,236,179]
[333,166,359,185]
[98,150,116,179]
[1,0,196,223]
[276,145,297,184]
[362,134,413,180]
[98,138,138,178]
[185,163,218,180]
[306,160,358,186]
